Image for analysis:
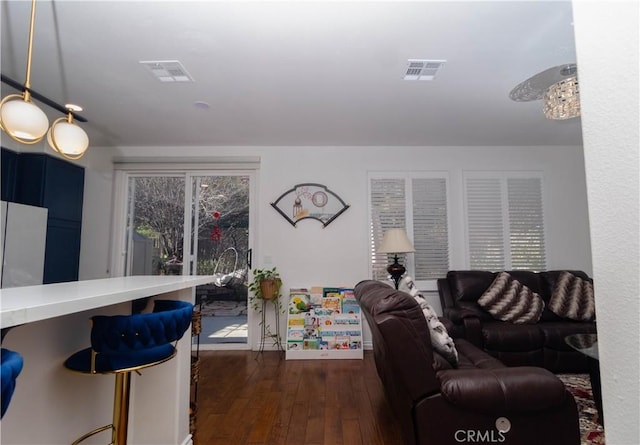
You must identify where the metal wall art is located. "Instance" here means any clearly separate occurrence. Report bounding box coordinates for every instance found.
[271,183,350,228]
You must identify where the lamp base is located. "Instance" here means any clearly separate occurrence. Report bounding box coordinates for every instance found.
[387,256,406,290]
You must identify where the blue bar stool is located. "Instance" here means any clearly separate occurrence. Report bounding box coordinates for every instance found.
[64,300,193,445]
[1,348,24,419]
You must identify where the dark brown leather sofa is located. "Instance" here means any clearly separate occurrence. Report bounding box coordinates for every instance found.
[354,280,580,445]
[438,270,597,373]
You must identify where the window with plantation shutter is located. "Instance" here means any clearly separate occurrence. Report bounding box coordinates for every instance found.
[369,175,450,283]
[508,177,546,270]
[412,178,449,280]
[466,178,505,270]
[370,178,406,281]
[465,173,546,271]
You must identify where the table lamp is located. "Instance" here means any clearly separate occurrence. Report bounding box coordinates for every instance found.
[378,228,415,289]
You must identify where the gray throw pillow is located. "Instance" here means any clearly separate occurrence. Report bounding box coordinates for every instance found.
[478,272,544,324]
[548,271,595,321]
[398,276,459,366]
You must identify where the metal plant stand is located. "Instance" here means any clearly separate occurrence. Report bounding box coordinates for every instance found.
[257,298,284,354]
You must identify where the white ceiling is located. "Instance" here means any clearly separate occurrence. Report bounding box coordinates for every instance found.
[1,1,583,148]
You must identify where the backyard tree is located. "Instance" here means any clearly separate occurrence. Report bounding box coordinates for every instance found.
[131,176,250,273]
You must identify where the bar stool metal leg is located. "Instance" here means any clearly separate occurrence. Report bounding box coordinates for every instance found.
[113,372,131,445]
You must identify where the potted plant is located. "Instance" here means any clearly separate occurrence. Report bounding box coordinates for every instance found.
[248,267,284,350]
[248,267,282,305]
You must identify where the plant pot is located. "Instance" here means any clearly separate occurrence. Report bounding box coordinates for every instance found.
[260,278,281,300]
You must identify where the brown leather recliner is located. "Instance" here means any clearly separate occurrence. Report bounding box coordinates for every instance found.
[354,280,580,445]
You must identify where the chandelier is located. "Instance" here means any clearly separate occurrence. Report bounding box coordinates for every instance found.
[543,76,580,120]
[509,64,581,121]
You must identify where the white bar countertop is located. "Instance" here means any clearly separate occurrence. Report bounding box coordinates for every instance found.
[0,275,215,328]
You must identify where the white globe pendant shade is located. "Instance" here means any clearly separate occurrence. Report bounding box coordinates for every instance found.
[47,115,89,160]
[0,95,49,143]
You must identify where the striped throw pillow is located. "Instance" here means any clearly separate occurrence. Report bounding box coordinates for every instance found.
[398,276,459,366]
[549,272,595,321]
[478,272,544,324]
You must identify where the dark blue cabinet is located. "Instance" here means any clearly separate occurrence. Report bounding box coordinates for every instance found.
[16,153,85,222]
[1,148,84,284]
[44,219,83,283]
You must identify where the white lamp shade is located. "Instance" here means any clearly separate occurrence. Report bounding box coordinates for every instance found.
[378,228,415,254]
[0,98,49,140]
[48,119,89,156]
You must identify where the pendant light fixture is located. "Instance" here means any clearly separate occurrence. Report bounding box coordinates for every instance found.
[509,63,581,121]
[0,0,49,143]
[0,0,90,159]
[48,105,89,160]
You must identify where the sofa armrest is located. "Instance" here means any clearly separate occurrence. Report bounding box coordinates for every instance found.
[443,309,484,347]
[438,367,568,414]
[439,317,464,339]
[443,307,481,324]
[461,316,484,348]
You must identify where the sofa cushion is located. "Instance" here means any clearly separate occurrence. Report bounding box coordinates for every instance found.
[548,272,596,321]
[539,322,598,350]
[482,322,545,351]
[478,272,545,324]
[399,276,459,366]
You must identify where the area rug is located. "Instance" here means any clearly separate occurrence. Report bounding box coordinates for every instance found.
[557,374,606,445]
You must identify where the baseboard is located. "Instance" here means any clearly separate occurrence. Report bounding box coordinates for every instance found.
[180,433,193,445]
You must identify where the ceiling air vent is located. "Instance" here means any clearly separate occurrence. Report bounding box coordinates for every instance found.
[404,59,446,81]
[139,60,194,82]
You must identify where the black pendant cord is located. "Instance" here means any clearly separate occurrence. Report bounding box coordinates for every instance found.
[1,73,88,123]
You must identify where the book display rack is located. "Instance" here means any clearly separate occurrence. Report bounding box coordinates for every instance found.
[285,287,363,360]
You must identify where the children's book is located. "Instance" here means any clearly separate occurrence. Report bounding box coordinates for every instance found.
[287,327,305,340]
[303,338,319,350]
[288,314,305,326]
[340,288,355,299]
[310,286,324,308]
[323,287,342,298]
[335,335,350,350]
[342,300,360,315]
[289,289,311,314]
[322,297,342,313]
[334,314,359,325]
[318,315,334,328]
[304,312,319,338]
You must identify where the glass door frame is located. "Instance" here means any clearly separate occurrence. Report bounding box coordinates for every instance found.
[110,167,257,351]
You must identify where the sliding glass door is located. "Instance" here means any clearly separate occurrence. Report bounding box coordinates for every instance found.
[121,171,252,349]
[187,174,250,347]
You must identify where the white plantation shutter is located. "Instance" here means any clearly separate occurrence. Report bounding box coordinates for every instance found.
[466,178,505,270]
[465,174,546,271]
[370,179,406,281]
[370,175,450,282]
[508,177,546,270]
[412,178,449,280]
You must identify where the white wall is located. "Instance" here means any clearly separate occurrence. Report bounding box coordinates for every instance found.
[78,144,592,349]
[75,146,116,279]
[573,1,639,443]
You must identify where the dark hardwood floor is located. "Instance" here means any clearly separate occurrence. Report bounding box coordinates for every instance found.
[193,350,405,445]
